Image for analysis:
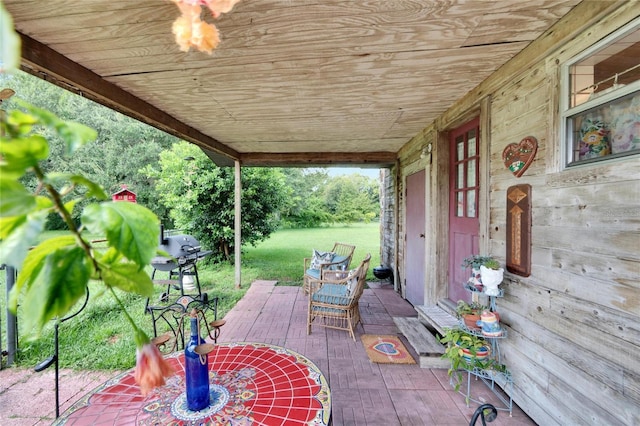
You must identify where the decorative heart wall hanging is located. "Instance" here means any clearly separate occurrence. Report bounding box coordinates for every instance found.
[502,136,538,177]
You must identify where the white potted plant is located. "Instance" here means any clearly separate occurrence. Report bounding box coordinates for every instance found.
[479,258,503,296]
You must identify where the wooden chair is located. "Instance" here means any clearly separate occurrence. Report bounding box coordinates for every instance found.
[307,253,371,341]
[303,242,356,294]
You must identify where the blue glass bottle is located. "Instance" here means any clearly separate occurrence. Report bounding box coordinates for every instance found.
[185,315,210,411]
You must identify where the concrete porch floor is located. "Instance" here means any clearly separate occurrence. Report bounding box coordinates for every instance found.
[0,280,536,425]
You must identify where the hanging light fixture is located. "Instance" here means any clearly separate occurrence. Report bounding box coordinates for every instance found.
[170,0,242,54]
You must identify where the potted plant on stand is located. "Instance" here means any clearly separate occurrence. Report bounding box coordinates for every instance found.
[438,327,492,391]
[461,255,504,295]
[455,300,486,330]
[439,327,510,392]
[479,258,503,296]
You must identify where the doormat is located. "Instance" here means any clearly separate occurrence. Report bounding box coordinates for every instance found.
[361,335,415,364]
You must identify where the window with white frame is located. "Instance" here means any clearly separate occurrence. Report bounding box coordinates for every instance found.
[562,18,640,166]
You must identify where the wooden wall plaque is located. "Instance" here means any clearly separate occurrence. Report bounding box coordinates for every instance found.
[506,184,532,277]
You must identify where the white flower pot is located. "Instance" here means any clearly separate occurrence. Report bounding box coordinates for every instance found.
[480,265,503,296]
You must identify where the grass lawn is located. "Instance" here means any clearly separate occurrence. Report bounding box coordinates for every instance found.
[0,223,380,370]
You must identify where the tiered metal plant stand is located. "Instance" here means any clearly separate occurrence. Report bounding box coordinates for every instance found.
[456,285,514,416]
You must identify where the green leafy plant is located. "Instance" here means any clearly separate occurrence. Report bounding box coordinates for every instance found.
[439,327,508,391]
[455,300,487,329]
[461,254,500,270]
[483,258,500,270]
[455,300,486,317]
[0,100,158,343]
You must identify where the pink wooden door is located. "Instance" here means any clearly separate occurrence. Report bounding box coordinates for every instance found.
[448,118,480,303]
[406,169,426,306]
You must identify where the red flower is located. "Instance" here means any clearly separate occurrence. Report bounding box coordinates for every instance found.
[134,343,175,396]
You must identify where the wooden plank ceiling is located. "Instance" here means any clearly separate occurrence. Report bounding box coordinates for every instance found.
[4,0,580,167]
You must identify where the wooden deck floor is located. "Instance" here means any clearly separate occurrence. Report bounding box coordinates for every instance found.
[0,280,537,425]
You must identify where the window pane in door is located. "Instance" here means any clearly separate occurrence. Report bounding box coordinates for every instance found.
[457,192,464,217]
[457,164,464,189]
[468,130,477,156]
[457,137,464,161]
[467,159,476,187]
[467,190,476,217]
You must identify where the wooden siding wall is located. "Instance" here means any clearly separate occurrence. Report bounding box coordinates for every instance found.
[393,2,640,425]
[379,168,396,280]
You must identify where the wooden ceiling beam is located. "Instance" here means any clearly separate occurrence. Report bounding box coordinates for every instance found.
[239,152,396,167]
[17,32,240,162]
[17,34,394,169]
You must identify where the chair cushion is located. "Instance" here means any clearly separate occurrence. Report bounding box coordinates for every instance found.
[305,268,321,279]
[311,284,350,305]
[312,306,346,314]
[327,255,349,270]
[310,249,335,270]
[345,269,358,294]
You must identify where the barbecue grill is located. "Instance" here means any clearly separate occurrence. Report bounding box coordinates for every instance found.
[150,228,212,301]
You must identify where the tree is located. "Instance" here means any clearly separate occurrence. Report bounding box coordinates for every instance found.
[276,169,381,228]
[322,174,380,223]
[279,168,332,228]
[145,142,288,262]
[0,71,177,228]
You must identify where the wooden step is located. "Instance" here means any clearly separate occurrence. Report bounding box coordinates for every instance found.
[415,305,458,336]
[393,317,449,369]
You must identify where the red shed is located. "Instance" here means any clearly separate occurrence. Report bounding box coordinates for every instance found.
[111,185,136,203]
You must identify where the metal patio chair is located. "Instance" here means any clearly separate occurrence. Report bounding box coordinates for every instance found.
[147,294,224,354]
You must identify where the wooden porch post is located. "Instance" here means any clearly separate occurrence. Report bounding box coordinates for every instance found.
[234,160,241,288]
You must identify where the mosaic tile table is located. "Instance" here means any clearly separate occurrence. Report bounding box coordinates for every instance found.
[53,342,331,425]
